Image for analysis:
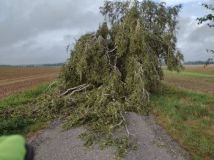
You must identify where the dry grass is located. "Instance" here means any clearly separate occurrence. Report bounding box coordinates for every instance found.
[152,86,214,160]
[184,64,214,74]
[0,67,60,99]
[164,65,214,95]
[157,65,214,159]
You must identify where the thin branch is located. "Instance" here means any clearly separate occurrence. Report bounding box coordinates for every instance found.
[120,112,134,137]
[112,120,123,129]
[107,46,117,53]
[45,81,57,92]
[103,93,111,96]
[69,84,91,96]
[60,84,87,96]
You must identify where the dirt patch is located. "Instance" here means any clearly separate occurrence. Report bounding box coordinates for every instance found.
[163,65,214,95]
[207,104,214,112]
[203,126,214,138]
[164,76,214,95]
[0,74,57,99]
[185,119,200,127]
[0,67,60,99]
[179,97,192,105]
[0,67,60,81]
[184,65,214,74]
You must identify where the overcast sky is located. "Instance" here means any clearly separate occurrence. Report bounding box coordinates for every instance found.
[0,0,213,65]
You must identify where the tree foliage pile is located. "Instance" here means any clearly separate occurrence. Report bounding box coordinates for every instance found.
[59,0,183,157]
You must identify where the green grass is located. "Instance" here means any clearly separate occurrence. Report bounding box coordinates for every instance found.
[1,72,213,159]
[164,70,214,78]
[151,85,214,160]
[0,83,50,109]
[0,82,57,136]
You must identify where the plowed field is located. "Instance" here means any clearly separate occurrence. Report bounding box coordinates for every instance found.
[164,64,214,94]
[0,67,60,99]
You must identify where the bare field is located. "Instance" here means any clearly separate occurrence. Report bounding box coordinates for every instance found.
[164,64,214,94]
[183,64,214,74]
[0,67,60,99]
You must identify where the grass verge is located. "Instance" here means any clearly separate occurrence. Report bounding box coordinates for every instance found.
[0,84,51,109]
[0,81,57,136]
[164,70,214,78]
[1,78,213,160]
[151,85,214,160]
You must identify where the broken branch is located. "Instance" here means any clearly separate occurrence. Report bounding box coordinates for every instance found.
[61,84,87,96]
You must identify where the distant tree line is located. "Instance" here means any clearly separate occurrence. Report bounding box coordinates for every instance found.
[0,63,64,67]
[184,61,214,65]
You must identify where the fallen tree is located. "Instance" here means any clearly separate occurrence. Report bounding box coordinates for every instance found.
[57,0,183,158]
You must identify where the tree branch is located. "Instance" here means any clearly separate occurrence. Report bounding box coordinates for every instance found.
[120,112,134,137]
[69,84,91,96]
[61,84,88,96]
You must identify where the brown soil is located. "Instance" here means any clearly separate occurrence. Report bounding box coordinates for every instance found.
[0,67,60,99]
[184,64,214,74]
[164,76,214,95]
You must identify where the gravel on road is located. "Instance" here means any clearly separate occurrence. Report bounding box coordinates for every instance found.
[31,112,191,160]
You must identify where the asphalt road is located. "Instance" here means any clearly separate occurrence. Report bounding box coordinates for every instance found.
[32,113,191,160]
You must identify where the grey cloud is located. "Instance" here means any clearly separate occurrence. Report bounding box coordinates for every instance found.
[187,25,214,42]
[0,0,103,64]
[0,40,67,65]
[0,0,103,47]
[0,0,214,65]
[177,16,214,61]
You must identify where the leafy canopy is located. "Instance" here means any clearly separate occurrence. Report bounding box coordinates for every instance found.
[62,0,183,90]
[60,0,182,158]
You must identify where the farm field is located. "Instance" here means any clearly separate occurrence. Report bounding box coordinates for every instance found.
[152,64,214,159]
[0,67,60,99]
[163,64,214,95]
[0,64,213,160]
